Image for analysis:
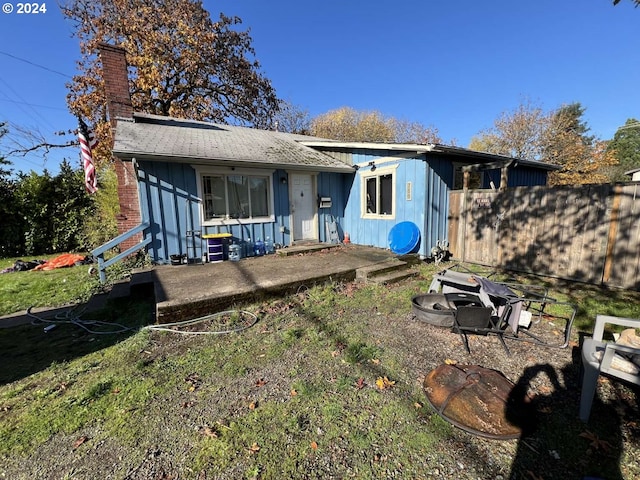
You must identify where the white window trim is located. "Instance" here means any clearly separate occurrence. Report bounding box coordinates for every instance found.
[360,164,397,220]
[194,165,276,226]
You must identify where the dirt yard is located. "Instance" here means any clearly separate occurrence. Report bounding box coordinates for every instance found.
[1,274,639,479]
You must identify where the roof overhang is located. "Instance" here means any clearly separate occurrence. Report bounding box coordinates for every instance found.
[460,158,559,173]
[113,151,356,173]
[301,141,560,171]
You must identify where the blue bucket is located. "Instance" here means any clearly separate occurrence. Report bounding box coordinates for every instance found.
[388,221,421,255]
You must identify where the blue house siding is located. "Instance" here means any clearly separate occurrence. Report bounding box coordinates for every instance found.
[423,155,454,256]
[342,150,397,251]
[316,171,351,242]
[338,150,450,258]
[507,166,548,187]
[138,161,201,263]
[138,161,295,263]
[481,169,503,189]
[338,151,456,258]
[481,165,549,189]
[134,144,552,264]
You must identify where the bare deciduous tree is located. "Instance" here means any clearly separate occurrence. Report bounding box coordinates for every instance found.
[272,100,312,135]
[469,99,549,161]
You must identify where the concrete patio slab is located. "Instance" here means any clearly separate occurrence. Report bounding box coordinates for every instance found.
[151,244,414,323]
[0,244,417,328]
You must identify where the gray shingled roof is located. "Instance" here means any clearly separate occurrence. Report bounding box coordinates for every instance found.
[112,113,354,173]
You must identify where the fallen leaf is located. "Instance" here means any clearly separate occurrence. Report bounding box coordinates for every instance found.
[331,350,340,357]
[310,441,318,450]
[72,435,89,450]
[248,442,260,454]
[255,378,267,388]
[355,377,366,389]
[370,358,380,365]
[376,376,395,390]
[185,373,202,392]
[290,389,298,397]
[579,430,612,453]
[111,388,121,394]
[444,358,457,365]
[249,401,257,410]
[414,402,423,409]
[202,426,218,438]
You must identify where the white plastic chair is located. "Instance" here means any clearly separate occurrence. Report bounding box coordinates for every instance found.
[579,314,640,422]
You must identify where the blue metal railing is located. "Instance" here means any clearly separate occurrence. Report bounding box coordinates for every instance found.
[91,221,151,283]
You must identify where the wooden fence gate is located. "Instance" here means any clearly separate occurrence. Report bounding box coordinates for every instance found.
[448,183,640,290]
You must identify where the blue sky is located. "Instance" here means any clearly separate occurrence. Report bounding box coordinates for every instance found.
[0,0,638,175]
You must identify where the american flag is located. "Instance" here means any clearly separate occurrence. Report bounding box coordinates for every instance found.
[78,117,98,194]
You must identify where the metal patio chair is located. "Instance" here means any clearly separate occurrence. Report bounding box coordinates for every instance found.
[429,268,576,354]
[579,314,640,422]
[428,265,549,303]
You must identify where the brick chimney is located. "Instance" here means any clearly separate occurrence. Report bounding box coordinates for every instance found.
[98,43,142,248]
[99,43,134,124]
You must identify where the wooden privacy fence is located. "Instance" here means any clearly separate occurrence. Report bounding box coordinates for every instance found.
[448,183,640,290]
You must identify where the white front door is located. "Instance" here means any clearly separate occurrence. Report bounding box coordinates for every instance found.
[290,173,316,241]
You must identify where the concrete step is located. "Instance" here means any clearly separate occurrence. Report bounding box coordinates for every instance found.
[129,268,156,300]
[105,268,156,302]
[368,268,417,285]
[108,280,131,300]
[85,292,110,311]
[355,258,409,281]
[277,243,340,257]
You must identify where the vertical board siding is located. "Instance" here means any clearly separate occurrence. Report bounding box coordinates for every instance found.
[507,167,548,187]
[480,167,547,189]
[449,184,640,289]
[136,152,557,266]
[342,151,452,257]
[138,161,200,262]
[424,155,454,256]
[317,172,350,242]
[139,162,295,262]
[271,169,291,247]
[342,151,411,252]
[607,183,640,289]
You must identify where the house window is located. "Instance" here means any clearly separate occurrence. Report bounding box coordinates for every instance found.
[362,169,395,218]
[202,173,271,221]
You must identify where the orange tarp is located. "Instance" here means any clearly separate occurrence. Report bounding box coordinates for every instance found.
[33,253,87,271]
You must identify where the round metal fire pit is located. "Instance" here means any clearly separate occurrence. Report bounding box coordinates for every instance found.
[423,363,533,439]
[411,293,454,327]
